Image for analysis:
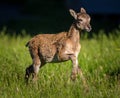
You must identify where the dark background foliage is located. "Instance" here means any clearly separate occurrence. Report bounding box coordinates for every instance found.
[0,0,120,35]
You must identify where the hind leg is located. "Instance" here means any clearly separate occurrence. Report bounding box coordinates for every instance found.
[25,58,41,83]
[32,57,41,82]
[25,64,34,83]
[25,46,41,83]
[25,57,45,83]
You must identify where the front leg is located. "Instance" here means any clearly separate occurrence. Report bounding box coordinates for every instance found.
[70,55,88,90]
[70,55,79,81]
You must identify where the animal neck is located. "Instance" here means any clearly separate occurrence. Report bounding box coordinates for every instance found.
[67,23,81,43]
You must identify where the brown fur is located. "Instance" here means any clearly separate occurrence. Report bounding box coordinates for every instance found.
[25,8,91,85]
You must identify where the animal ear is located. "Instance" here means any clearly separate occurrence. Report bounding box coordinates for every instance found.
[80,7,86,13]
[69,9,77,19]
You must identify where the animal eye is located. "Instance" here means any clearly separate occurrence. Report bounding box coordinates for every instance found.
[79,19,83,21]
[78,19,83,23]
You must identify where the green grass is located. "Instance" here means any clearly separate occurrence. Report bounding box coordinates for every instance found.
[0,29,120,98]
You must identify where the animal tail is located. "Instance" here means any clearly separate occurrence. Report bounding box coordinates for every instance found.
[25,41,29,47]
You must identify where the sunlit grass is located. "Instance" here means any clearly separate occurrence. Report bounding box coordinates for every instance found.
[0,29,120,98]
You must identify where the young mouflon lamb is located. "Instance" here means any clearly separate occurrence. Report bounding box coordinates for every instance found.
[25,8,92,84]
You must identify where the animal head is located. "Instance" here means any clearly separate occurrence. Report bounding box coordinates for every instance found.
[69,8,92,32]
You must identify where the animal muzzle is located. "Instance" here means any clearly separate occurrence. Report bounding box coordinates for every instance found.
[85,25,92,32]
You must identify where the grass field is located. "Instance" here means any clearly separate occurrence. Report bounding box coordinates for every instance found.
[0,28,120,98]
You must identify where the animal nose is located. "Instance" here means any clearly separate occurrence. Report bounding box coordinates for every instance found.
[86,25,92,32]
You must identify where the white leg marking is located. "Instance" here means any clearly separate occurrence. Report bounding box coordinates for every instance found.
[33,64,40,74]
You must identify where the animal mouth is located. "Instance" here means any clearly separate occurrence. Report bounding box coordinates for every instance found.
[85,26,92,32]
